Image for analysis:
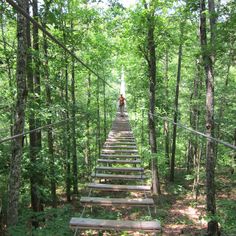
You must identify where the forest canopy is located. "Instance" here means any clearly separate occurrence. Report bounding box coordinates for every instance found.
[0,0,235,235]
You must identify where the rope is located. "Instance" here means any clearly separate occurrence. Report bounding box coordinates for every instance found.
[154,113,236,151]
[0,103,117,144]
[0,116,75,144]
[5,0,116,91]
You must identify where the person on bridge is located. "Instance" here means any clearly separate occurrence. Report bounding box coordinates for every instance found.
[118,94,126,117]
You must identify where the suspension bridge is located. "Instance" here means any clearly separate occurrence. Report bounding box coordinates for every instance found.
[70,111,161,235]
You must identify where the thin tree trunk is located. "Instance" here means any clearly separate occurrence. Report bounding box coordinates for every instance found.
[85,74,91,172]
[164,49,170,166]
[0,11,14,136]
[144,1,161,195]
[7,0,27,226]
[170,23,184,182]
[191,59,202,196]
[42,18,56,207]
[26,0,41,217]
[32,0,41,148]
[71,55,78,195]
[188,59,201,173]
[193,145,202,201]
[215,43,234,158]
[187,141,193,172]
[200,0,219,234]
[96,79,101,157]
[65,61,71,202]
[41,0,56,207]
[103,80,107,141]
[29,0,43,219]
[233,128,236,168]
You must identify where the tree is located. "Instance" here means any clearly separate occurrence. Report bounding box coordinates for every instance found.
[7,0,27,226]
[199,0,219,234]
[41,0,56,207]
[143,0,161,195]
[170,20,185,182]
[28,0,44,220]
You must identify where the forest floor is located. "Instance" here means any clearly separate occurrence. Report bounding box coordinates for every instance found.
[157,168,236,236]
[5,168,235,236]
[77,168,236,236]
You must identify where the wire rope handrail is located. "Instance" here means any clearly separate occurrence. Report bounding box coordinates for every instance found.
[132,107,235,151]
[0,118,71,144]
[0,94,118,143]
[154,113,236,151]
[5,0,116,91]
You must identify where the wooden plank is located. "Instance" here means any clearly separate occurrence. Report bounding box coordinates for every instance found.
[70,218,161,232]
[112,127,131,130]
[104,142,136,145]
[87,183,151,192]
[102,149,138,153]
[106,139,135,143]
[96,167,144,172]
[91,173,146,180]
[108,136,134,138]
[103,145,137,149]
[80,197,154,206]
[98,159,141,164]
[107,135,134,138]
[108,134,134,137]
[100,154,139,159]
[109,130,133,132]
[107,138,135,141]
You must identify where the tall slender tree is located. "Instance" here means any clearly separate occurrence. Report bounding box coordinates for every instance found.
[164,49,170,166]
[143,0,161,195]
[7,0,27,226]
[71,54,78,195]
[85,74,91,173]
[170,20,185,182]
[0,10,14,136]
[28,0,43,220]
[96,78,101,157]
[200,0,219,234]
[41,2,56,207]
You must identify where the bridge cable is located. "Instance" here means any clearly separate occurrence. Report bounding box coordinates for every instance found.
[0,117,72,144]
[153,113,236,151]
[5,0,116,90]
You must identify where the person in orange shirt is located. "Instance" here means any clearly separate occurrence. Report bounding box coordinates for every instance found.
[118,94,126,116]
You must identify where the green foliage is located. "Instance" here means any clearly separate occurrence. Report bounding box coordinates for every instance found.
[8,205,73,236]
[0,0,236,234]
[217,199,236,234]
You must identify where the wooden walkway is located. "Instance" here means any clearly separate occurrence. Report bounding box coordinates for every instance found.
[70,111,161,235]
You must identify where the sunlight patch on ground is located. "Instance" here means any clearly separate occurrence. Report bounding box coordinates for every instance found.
[169,199,207,225]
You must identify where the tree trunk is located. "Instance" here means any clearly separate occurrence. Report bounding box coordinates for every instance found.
[28,0,43,220]
[65,61,71,202]
[191,59,202,196]
[234,128,236,166]
[145,1,161,195]
[42,13,56,207]
[26,0,41,216]
[96,79,101,157]
[200,0,219,234]
[7,0,27,226]
[215,43,234,159]
[164,49,170,166]
[103,80,107,141]
[0,11,14,136]
[170,23,184,182]
[71,55,78,195]
[85,74,91,172]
